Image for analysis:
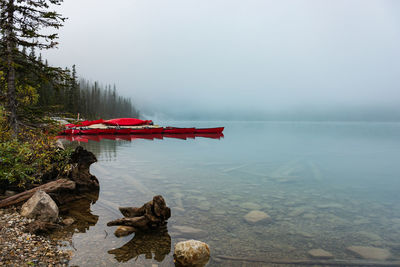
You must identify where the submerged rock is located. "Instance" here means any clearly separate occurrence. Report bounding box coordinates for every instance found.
[21,190,59,222]
[244,210,270,224]
[308,248,334,259]
[239,202,261,210]
[62,217,75,226]
[174,239,210,267]
[195,201,211,211]
[347,246,391,260]
[317,203,344,209]
[172,225,207,238]
[114,226,135,237]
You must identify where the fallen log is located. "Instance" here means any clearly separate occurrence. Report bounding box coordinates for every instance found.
[0,179,76,208]
[214,255,400,266]
[107,195,171,232]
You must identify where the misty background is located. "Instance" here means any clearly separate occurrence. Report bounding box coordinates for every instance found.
[43,0,400,121]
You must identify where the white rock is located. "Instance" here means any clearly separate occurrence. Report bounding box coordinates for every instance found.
[20,190,59,222]
[174,239,210,266]
[244,210,270,224]
[347,246,391,260]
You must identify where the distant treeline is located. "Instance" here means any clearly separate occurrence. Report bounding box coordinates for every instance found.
[37,61,139,120]
[37,64,139,120]
[1,47,139,121]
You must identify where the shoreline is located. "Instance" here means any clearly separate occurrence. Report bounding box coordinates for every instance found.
[0,207,72,266]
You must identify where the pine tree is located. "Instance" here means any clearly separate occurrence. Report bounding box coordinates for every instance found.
[0,0,66,132]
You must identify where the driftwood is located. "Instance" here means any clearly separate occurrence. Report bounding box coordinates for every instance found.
[68,146,99,190]
[107,195,171,231]
[0,146,99,208]
[0,179,75,208]
[215,255,400,266]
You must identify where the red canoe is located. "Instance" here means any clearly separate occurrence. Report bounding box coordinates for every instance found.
[194,127,224,134]
[130,127,164,134]
[115,128,131,135]
[104,118,153,126]
[80,129,100,135]
[98,128,116,135]
[163,127,196,134]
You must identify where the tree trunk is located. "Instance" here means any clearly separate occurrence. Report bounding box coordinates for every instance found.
[6,0,17,133]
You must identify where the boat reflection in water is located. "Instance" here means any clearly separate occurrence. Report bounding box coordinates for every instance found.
[57,133,224,143]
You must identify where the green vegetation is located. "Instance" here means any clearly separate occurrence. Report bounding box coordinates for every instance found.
[0,106,73,191]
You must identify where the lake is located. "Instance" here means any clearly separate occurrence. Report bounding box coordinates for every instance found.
[56,121,400,266]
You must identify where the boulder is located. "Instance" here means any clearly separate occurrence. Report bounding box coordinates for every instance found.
[244,210,270,224]
[21,190,59,222]
[174,240,210,267]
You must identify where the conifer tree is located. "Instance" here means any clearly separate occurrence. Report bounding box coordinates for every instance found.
[0,0,66,132]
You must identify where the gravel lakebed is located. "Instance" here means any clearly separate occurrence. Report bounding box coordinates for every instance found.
[0,207,73,267]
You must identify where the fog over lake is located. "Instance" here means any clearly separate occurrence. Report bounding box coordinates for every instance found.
[44,0,400,120]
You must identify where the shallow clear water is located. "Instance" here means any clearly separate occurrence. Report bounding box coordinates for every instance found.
[57,121,400,266]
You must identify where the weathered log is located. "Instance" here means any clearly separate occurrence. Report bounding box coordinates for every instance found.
[0,179,76,208]
[107,195,171,232]
[214,255,400,266]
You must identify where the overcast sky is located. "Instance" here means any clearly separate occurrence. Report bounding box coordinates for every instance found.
[43,0,400,120]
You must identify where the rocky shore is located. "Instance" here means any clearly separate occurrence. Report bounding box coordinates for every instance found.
[0,207,72,266]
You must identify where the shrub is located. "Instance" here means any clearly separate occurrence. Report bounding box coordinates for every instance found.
[0,106,72,190]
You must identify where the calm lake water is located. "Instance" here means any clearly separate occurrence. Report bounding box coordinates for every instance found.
[56,121,400,266]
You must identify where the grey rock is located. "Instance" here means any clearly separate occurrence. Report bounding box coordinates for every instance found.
[20,190,59,222]
[174,239,210,267]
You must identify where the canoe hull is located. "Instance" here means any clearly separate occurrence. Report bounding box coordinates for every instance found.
[194,127,224,134]
[163,127,195,134]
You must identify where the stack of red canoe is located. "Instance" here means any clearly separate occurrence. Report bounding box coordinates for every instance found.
[60,118,224,135]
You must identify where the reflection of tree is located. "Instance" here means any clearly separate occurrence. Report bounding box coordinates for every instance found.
[65,139,129,161]
[108,226,171,262]
[58,192,99,235]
